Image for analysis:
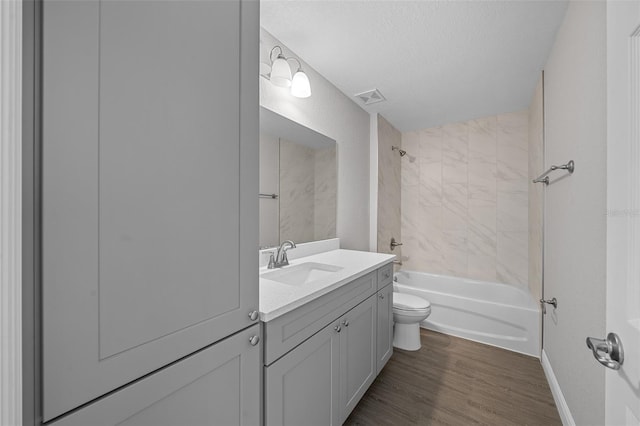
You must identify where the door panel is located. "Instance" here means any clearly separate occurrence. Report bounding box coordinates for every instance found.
[49,325,261,426]
[42,0,258,420]
[340,295,377,422]
[606,1,640,423]
[97,0,240,357]
[265,322,341,426]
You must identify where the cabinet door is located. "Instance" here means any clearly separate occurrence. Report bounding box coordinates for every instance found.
[49,324,261,426]
[339,295,377,422]
[376,283,394,374]
[41,0,259,420]
[265,322,341,426]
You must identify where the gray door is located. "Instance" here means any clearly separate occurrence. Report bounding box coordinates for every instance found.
[340,295,377,421]
[49,325,261,426]
[376,284,393,374]
[41,0,258,420]
[265,321,341,426]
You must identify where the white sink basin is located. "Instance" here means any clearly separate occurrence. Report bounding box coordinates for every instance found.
[262,262,343,286]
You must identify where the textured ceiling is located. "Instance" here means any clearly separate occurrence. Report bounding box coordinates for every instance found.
[261,0,568,131]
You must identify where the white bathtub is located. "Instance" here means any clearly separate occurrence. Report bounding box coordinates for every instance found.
[393,270,540,357]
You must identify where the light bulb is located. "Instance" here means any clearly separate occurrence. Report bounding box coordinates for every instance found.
[291,70,311,98]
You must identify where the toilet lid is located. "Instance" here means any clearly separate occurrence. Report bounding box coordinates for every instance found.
[393,293,430,310]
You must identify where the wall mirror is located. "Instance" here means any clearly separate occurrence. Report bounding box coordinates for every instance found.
[260,107,337,247]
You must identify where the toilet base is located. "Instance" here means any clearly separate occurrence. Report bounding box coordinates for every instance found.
[393,322,422,351]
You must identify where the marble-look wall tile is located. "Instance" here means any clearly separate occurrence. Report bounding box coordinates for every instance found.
[442,230,467,277]
[468,205,497,258]
[279,138,315,243]
[378,115,402,259]
[400,110,529,288]
[442,183,467,231]
[314,146,337,240]
[497,111,529,181]
[497,231,528,287]
[442,122,469,184]
[497,179,528,232]
[468,117,497,206]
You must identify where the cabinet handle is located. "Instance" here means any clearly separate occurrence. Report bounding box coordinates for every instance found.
[249,335,260,346]
[248,310,259,321]
[379,293,385,300]
[342,319,349,327]
[334,325,341,333]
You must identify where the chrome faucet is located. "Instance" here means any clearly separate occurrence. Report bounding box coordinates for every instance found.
[268,240,297,269]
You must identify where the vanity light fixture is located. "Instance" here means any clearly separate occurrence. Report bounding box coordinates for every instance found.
[264,46,312,98]
[269,46,292,88]
[288,58,312,99]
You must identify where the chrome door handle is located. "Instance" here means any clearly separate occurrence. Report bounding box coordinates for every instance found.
[341,319,349,327]
[586,333,624,370]
[249,335,260,346]
[334,325,341,333]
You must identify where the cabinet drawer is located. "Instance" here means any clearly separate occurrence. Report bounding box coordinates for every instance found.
[377,263,393,289]
[49,324,261,426]
[264,271,377,365]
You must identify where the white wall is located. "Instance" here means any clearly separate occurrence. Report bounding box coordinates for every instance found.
[543,2,607,424]
[259,28,371,250]
[528,75,543,304]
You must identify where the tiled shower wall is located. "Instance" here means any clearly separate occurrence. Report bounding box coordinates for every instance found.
[401,111,529,287]
[377,115,402,258]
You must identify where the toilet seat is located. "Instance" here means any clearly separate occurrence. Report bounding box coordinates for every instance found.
[393,292,430,311]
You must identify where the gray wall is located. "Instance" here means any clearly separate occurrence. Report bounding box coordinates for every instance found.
[259,28,370,250]
[543,2,607,424]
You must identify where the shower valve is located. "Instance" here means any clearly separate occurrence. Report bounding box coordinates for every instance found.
[390,237,403,251]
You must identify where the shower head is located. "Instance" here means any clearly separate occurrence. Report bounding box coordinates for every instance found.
[392,146,407,157]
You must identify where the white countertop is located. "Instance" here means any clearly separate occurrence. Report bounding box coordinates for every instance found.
[259,249,395,322]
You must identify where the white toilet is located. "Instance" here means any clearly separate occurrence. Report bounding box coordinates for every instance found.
[392,292,431,351]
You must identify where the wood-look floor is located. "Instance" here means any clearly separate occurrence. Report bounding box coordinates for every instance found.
[345,329,561,426]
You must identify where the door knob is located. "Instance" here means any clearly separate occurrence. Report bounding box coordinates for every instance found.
[249,335,260,346]
[586,332,624,370]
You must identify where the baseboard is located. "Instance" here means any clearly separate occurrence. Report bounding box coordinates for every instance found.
[541,349,575,426]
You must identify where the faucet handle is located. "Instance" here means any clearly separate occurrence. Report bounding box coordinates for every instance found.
[267,252,276,269]
[280,251,290,267]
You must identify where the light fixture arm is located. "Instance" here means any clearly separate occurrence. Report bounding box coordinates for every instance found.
[286,57,303,72]
[269,46,285,63]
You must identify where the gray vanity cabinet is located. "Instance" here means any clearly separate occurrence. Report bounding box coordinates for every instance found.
[265,321,342,426]
[49,325,261,426]
[265,293,379,426]
[376,283,394,374]
[339,294,377,421]
[41,0,259,421]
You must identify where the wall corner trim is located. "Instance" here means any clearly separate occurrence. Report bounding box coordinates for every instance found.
[541,349,575,426]
[1,0,23,424]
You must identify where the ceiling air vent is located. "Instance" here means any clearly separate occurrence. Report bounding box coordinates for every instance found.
[355,89,386,106]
